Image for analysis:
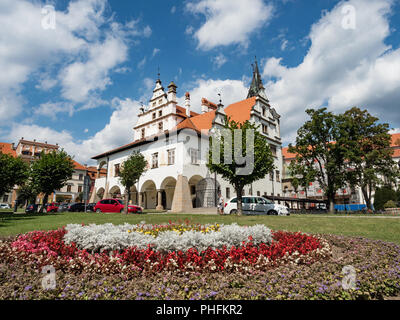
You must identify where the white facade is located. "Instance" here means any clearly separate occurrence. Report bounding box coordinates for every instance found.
[92,68,283,211]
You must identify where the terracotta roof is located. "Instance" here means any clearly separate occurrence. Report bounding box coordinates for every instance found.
[224,97,257,124]
[0,142,16,157]
[282,147,296,160]
[187,110,216,131]
[73,160,87,171]
[176,105,199,118]
[391,133,400,147]
[18,139,59,149]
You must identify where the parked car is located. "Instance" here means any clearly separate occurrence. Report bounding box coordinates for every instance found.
[224,196,290,216]
[25,204,39,213]
[58,203,69,212]
[94,199,143,214]
[86,203,97,212]
[0,203,11,209]
[46,203,59,213]
[67,202,86,212]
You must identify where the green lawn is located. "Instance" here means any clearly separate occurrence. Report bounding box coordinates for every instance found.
[1,211,400,244]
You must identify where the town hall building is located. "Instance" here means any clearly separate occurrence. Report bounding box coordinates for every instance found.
[90,60,284,212]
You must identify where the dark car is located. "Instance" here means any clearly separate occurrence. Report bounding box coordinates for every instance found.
[58,203,69,212]
[67,202,86,212]
[25,204,39,213]
[86,203,97,212]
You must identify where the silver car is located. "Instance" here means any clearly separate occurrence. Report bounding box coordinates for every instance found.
[223,196,290,216]
[0,203,11,209]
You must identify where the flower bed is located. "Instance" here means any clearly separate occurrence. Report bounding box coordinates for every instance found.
[3,222,328,275]
[0,233,400,300]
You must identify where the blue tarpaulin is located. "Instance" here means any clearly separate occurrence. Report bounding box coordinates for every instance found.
[334,204,367,211]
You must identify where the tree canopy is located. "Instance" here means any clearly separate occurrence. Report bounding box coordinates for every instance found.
[30,149,74,211]
[119,151,148,214]
[0,153,29,197]
[207,117,275,215]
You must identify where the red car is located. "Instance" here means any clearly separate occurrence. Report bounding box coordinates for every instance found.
[46,203,59,213]
[94,199,143,214]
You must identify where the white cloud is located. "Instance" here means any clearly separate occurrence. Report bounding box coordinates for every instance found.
[212,53,228,69]
[137,56,147,69]
[262,0,400,144]
[152,48,160,58]
[186,0,274,50]
[33,102,75,120]
[0,0,150,121]
[171,6,176,14]
[6,98,140,165]
[177,78,248,112]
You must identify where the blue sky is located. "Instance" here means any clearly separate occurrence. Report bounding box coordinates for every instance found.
[1,0,399,164]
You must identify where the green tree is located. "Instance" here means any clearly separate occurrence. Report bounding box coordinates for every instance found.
[17,179,39,207]
[288,160,317,199]
[207,117,275,215]
[374,185,397,211]
[289,108,346,213]
[119,151,148,214]
[30,149,74,212]
[0,153,29,198]
[338,107,399,210]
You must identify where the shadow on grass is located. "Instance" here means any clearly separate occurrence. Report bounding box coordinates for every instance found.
[0,212,61,228]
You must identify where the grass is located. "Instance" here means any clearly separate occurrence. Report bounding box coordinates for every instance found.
[1,210,400,244]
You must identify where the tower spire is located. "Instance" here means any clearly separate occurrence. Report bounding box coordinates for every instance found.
[247,56,265,99]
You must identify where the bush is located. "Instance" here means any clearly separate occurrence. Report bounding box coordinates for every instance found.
[384,200,397,209]
[374,186,397,211]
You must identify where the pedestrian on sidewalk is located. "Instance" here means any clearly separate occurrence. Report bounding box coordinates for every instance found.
[217,192,224,215]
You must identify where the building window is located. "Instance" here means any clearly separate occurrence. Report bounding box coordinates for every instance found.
[78,186,82,193]
[152,102,156,107]
[257,191,261,196]
[190,149,199,165]
[158,122,163,132]
[79,174,83,181]
[270,171,274,181]
[158,110,162,117]
[158,99,162,105]
[114,164,120,177]
[67,185,72,192]
[276,170,280,182]
[152,113,156,120]
[262,107,266,117]
[152,153,158,168]
[270,144,277,157]
[168,149,175,165]
[141,128,145,139]
[262,124,268,135]
[226,187,230,199]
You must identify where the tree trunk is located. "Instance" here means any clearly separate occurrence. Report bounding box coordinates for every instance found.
[361,186,372,211]
[124,187,130,214]
[40,193,49,213]
[236,187,243,216]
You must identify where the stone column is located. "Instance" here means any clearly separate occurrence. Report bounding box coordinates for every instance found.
[156,190,164,210]
[171,175,193,213]
[138,192,143,208]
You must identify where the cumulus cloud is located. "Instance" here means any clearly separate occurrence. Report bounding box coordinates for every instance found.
[177,78,248,112]
[186,0,274,50]
[6,98,140,165]
[0,0,150,121]
[212,53,228,69]
[262,0,400,144]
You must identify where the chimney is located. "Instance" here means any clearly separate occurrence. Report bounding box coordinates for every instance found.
[185,92,191,117]
[167,81,177,103]
[201,98,208,113]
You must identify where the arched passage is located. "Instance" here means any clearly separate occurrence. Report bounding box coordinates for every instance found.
[140,180,157,209]
[189,175,203,208]
[195,178,220,208]
[109,185,122,199]
[95,187,105,202]
[160,177,177,210]
[129,185,138,205]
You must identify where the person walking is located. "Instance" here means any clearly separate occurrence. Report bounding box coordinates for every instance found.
[217,192,224,215]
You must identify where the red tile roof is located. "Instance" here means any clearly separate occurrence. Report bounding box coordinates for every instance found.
[224,97,257,124]
[0,142,16,157]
